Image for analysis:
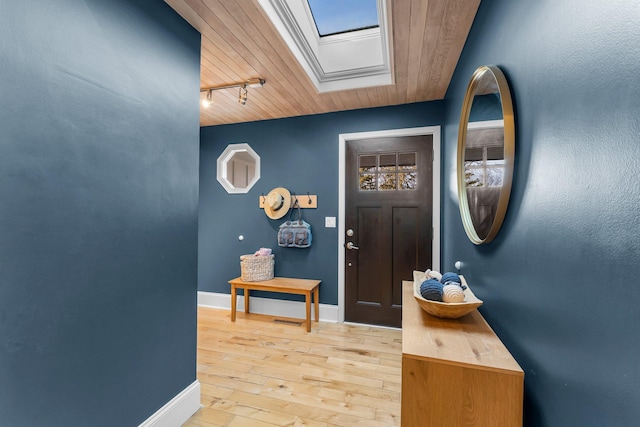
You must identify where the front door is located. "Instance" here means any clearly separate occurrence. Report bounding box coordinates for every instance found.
[345,135,433,327]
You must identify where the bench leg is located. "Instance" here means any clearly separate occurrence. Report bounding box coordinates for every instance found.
[305,291,311,332]
[314,286,319,323]
[244,288,250,314]
[231,285,237,322]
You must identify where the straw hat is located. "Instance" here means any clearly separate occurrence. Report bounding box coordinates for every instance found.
[264,187,291,219]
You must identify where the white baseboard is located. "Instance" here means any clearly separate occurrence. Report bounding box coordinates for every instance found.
[139,380,201,427]
[198,291,339,323]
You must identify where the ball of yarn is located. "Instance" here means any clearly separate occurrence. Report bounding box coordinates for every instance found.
[426,269,442,281]
[443,280,461,288]
[443,284,465,303]
[440,272,461,285]
[420,279,444,302]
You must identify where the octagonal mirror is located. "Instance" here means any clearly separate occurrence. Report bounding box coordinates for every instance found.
[217,143,260,194]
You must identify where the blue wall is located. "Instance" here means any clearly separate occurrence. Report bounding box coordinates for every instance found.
[0,1,200,425]
[199,102,444,304]
[443,0,640,425]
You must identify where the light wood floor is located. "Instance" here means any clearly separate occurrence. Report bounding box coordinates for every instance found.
[183,307,402,427]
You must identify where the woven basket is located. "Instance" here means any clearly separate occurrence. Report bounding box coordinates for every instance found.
[240,254,274,282]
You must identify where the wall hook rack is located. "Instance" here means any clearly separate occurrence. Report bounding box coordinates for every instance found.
[259,192,317,209]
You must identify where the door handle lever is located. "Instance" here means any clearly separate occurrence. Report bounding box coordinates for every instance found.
[346,242,359,250]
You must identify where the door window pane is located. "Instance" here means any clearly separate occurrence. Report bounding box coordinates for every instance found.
[398,152,416,170]
[359,155,377,172]
[359,173,376,190]
[379,173,397,190]
[399,172,417,190]
[379,153,397,172]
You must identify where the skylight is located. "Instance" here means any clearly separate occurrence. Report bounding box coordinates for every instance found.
[257,0,392,93]
[307,0,379,37]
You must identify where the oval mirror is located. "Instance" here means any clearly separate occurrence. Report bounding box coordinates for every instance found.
[217,143,260,194]
[457,65,515,244]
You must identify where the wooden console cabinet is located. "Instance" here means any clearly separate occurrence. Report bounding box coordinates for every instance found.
[401,281,523,426]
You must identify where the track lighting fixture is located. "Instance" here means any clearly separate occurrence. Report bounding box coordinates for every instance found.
[200,78,265,108]
[246,78,266,88]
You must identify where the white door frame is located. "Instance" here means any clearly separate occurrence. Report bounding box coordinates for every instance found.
[338,126,441,323]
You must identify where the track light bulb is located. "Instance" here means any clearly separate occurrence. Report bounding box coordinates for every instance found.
[202,89,213,108]
[238,86,248,105]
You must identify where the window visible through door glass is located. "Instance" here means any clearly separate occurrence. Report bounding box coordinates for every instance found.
[379,153,396,171]
[378,153,396,191]
[398,152,416,169]
[398,152,417,189]
[358,152,418,191]
[359,154,377,191]
[378,172,397,190]
[359,155,376,172]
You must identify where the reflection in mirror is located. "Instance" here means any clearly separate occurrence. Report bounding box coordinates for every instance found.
[465,121,504,240]
[226,151,255,188]
[457,65,515,244]
[217,143,260,194]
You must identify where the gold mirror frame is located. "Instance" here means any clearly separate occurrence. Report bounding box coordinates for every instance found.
[457,65,515,244]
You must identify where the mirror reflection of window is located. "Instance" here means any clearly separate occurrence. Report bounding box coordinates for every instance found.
[464,125,505,187]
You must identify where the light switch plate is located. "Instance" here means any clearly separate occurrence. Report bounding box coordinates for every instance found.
[325,217,336,228]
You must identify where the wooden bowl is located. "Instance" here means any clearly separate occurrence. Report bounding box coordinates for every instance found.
[413,275,483,319]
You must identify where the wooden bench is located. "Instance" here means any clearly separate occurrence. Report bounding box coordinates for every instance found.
[228,277,321,332]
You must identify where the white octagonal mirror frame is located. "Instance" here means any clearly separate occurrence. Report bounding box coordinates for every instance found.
[216,143,261,194]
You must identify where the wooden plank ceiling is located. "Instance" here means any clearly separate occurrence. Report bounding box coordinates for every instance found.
[165,0,481,127]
